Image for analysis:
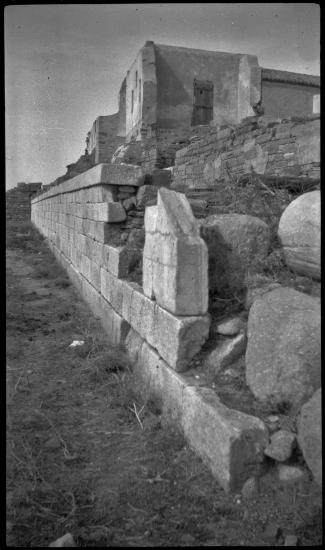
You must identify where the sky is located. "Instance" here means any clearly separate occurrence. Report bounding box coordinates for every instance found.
[5,3,320,189]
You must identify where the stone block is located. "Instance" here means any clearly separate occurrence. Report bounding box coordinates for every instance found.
[264,430,296,462]
[100,268,124,312]
[98,296,131,346]
[204,332,247,375]
[106,202,126,222]
[133,341,189,422]
[122,285,210,371]
[143,189,208,316]
[80,218,120,243]
[182,386,268,492]
[102,244,130,277]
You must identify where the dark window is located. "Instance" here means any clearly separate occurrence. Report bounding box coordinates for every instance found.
[131,90,134,113]
[192,79,214,125]
[135,71,138,87]
[139,78,141,102]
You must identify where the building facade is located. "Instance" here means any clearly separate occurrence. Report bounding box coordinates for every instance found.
[70,41,320,175]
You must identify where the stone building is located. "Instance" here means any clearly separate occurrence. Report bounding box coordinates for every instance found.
[52,40,320,181]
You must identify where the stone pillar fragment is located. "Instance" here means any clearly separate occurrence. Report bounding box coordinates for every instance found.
[143,188,208,316]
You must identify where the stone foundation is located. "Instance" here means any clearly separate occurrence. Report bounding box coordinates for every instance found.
[31,164,272,491]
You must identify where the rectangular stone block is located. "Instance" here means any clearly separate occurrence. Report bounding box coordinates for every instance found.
[133,341,188,422]
[127,286,210,371]
[143,189,208,315]
[100,268,124,312]
[31,164,144,205]
[79,218,116,243]
[182,386,268,492]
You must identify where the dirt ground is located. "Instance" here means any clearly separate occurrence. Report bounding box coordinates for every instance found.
[6,221,322,547]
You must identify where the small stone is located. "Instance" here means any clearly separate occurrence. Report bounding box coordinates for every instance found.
[215,316,245,336]
[224,368,240,378]
[180,533,196,545]
[123,197,136,211]
[263,522,282,541]
[267,415,280,423]
[278,464,305,483]
[241,476,259,499]
[264,430,296,462]
[49,533,76,547]
[205,332,246,374]
[284,534,298,546]
[44,436,61,450]
[265,415,280,432]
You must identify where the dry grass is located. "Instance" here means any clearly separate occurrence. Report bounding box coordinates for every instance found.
[6,217,322,547]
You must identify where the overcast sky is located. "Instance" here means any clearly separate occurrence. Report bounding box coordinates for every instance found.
[5,3,320,189]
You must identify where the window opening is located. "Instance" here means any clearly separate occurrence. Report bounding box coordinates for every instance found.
[192,79,214,125]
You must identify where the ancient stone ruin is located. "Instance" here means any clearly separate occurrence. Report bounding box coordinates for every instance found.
[14,41,321,493]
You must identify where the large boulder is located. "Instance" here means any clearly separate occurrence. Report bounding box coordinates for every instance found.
[278,190,320,280]
[200,214,270,294]
[297,389,322,487]
[245,287,321,410]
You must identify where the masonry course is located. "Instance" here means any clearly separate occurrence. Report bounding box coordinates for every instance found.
[27,104,320,491]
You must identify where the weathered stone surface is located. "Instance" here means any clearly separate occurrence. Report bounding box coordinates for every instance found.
[278,191,320,280]
[143,189,208,316]
[277,465,305,483]
[215,315,246,336]
[136,184,158,208]
[262,523,282,542]
[182,386,268,492]
[105,202,126,222]
[31,164,144,204]
[133,340,190,422]
[127,228,145,248]
[241,476,259,499]
[100,272,210,371]
[200,214,271,293]
[204,332,247,375]
[264,430,296,462]
[284,535,298,546]
[265,415,280,432]
[297,388,322,487]
[123,197,136,211]
[245,287,321,409]
[49,533,76,547]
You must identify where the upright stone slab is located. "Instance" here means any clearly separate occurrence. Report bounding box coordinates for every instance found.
[143,188,208,316]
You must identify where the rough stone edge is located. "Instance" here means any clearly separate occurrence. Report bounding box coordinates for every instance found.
[32,163,144,204]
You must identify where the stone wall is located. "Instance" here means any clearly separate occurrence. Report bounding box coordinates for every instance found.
[173,114,320,189]
[6,182,42,223]
[87,113,124,164]
[31,171,274,491]
[31,165,211,372]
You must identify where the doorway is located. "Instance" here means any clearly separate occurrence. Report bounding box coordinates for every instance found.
[192,79,214,125]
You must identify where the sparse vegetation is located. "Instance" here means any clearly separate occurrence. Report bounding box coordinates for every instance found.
[6,212,322,546]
